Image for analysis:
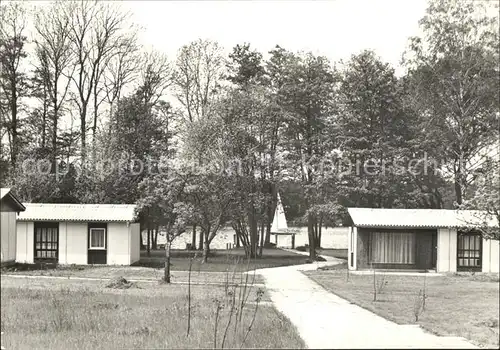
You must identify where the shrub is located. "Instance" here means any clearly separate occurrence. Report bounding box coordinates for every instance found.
[295,246,307,252]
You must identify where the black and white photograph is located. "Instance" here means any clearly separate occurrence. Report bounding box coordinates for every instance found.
[0,0,499,349]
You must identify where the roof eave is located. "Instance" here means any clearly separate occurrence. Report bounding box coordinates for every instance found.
[354,224,497,229]
[1,192,26,212]
[17,219,136,223]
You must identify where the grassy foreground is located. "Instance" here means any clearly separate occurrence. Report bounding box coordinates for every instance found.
[1,283,304,349]
[1,265,266,284]
[305,265,500,349]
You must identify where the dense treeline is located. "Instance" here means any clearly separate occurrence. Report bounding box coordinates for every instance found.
[1,0,498,259]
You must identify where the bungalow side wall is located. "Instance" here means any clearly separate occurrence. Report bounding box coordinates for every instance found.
[17,221,135,265]
[59,222,88,264]
[16,221,34,264]
[482,238,499,273]
[107,222,131,265]
[129,223,140,265]
[17,221,88,264]
[352,227,436,270]
[356,228,370,269]
[350,225,498,273]
[0,211,17,263]
[436,228,457,273]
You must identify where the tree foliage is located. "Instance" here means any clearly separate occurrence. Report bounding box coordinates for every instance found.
[2,0,499,255]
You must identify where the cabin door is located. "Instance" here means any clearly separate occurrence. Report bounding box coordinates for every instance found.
[431,231,437,269]
[88,223,107,264]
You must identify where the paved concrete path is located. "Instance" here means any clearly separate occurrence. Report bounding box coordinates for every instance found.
[254,256,478,349]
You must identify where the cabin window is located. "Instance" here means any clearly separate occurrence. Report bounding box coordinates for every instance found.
[34,223,59,261]
[457,232,482,271]
[370,232,416,264]
[89,228,106,249]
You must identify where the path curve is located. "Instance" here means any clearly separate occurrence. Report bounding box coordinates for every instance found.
[254,254,478,349]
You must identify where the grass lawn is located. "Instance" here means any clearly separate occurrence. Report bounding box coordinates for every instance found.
[305,264,500,349]
[139,248,309,272]
[0,248,306,281]
[1,265,266,284]
[316,248,348,260]
[1,277,304,349]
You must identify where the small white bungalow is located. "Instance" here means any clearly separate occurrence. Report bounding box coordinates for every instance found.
[16,203,140,266]
[1,188,26,266]
[347,208,499,273]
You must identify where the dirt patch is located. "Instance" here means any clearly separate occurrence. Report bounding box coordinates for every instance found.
[318,263,348,271]
[448,272,500,283]
[475,318,499,328]
[104,276,140,289]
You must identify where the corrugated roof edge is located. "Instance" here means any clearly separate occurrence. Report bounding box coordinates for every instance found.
[17,203,138,222]
[354,224,488,228]
[347,207,497,228]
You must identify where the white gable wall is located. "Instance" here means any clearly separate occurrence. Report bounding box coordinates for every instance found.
[436,228,457,273]
[107,222,130,265]
[1,211,17,263]
[16,221,137,265]
[482,238,500,273]
[16,221,34,263]
[59,222,87,265]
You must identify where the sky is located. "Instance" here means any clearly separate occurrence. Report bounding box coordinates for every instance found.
[120,0,429,76]
[11,0,431,132]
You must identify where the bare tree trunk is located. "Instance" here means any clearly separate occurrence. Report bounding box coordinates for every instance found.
[147,227,151,257]
[235,228,241,248]
[198,227,204,250]
[258,222,265,257]
[248,207,258,259]
[92,79,100,162]
[164,240,171,283]
[314,222,318,247]
[52,88,58,171]
[191,224,197,250]
[140,231,145,250]
[318,217,323,249]
[10,85,18,166]
[454,168,464,205]
[80,105,88,163]
[202,227,210,263]
[265,183,275,245]
[307,212,316,260]
[153,225,159,250]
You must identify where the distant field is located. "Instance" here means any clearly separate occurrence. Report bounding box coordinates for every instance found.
[0,248,309,275]
[139,248,310,272]
[144,226,349,250]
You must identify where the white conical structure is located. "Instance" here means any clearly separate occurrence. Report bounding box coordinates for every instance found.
[271,193,288,233]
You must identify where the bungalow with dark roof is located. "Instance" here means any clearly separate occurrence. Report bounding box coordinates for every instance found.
[16,203,140,265]
[347,208,499,273]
